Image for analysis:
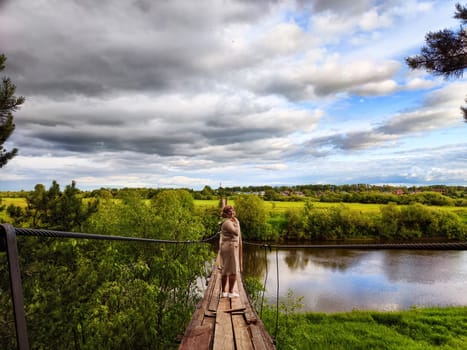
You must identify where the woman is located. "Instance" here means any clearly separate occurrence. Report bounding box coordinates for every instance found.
[219,205,243,298]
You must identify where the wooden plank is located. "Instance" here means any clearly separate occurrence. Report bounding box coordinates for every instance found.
[230,276,256,350]
[179,262,218,350]
[249,324,266,350]
[230,294,244,309]
[208,269,221,312]
[232,313,254,350]
[238,278,258,324]
[204,267,218,305]
[231,295,253,350]
[179,294,208,349]
[224,307,246,313]
[179,324,212,350]
[213,297,235,350]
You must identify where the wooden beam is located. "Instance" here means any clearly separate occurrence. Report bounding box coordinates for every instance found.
[213,297,234,350]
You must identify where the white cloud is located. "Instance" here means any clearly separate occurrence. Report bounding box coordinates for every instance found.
[358,8,392,30]
[255,163,288,171]
[351,79,399,96]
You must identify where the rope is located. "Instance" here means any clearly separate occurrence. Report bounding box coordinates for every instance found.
[259,244,269,318]
[243,241,467,250]
[274,248,279,341]
[10,226,220,245]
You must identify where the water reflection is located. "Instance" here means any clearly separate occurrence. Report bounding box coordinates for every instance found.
[243,246,467,313]
[381,250,466,283]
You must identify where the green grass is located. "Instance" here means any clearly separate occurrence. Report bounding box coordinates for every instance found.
[0,197,27,208]
[194,199,467,222]
[195,199,389,214]
[0,197,28,222]
[262,306,467,349]
[194,199,223,208]
[434,206,467,224]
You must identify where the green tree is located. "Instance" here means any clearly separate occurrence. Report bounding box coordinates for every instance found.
[28,184,48,226]
[235,194,272,240]
[302,201,332,240]
[200,185,215,199]
[0,54,25,167]
[406,3,467,121]
[378,203,400,239]
[7,180,97,230]
[284,208,305,240]
[151,189,201,240]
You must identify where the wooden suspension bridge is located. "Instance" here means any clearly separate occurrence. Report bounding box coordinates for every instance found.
[179,254,276,350]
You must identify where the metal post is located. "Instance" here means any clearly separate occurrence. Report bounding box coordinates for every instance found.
[0,224,30,350]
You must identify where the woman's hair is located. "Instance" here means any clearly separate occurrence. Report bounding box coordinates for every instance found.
[221,205,234,218]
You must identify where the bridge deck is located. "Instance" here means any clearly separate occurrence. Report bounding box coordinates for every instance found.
[179,255,275,350]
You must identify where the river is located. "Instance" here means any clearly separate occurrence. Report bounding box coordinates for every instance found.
[243,245,467,313]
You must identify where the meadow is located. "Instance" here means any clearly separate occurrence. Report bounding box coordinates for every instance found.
[195,199,467,222]
[195,199,382,213]
[2,197,466,223]
[261,305,467,349]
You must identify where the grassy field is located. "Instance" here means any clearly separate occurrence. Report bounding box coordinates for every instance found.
[2,197,466,223]
[195,199,467,223]
[195,199,382,212]
[263,306,467,349]
[0,197,27,207]
[0,197,27,222]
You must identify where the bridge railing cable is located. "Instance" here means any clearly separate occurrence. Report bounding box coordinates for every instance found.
[243,240,467,250]
[12,226,220,244]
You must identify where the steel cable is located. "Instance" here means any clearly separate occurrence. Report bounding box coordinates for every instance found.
[10,226,220,245]
[243,241,467,250]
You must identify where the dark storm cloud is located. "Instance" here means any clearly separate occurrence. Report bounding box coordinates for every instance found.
[0,2,210,98]
[310,0,371,14]
[25,127,188,156]
[2,0,282,101]
[306,131,394,153]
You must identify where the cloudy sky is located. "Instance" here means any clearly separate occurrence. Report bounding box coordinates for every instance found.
[1,0,466,191]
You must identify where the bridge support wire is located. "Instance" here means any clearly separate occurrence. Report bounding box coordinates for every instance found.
[275,248,279,341]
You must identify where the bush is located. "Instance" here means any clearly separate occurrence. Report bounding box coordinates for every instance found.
[235,195,273,240]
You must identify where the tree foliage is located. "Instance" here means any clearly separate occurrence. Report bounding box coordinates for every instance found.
[299,202,466,242]
[406,3,467,121]
[1,187,215,349]
[235,194,275,240]
[0,54,25,167]
[7,180,98,231]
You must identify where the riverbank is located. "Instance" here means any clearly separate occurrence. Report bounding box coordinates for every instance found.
[261,305,467,349]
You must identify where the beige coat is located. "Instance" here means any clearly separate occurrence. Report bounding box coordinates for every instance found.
[220,218,242,275]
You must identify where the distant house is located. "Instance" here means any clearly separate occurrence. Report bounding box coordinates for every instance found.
[280,190,304,197]
[393,189,404,196]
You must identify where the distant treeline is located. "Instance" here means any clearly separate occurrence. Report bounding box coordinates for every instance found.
[2,183,466,206]
[2,182,466,243]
